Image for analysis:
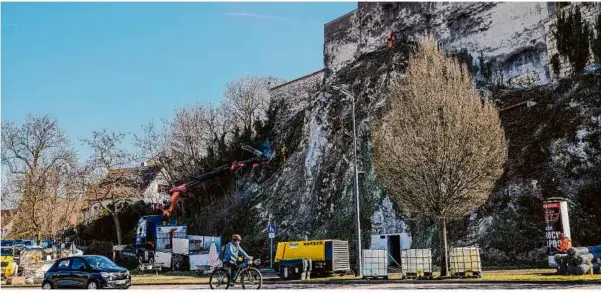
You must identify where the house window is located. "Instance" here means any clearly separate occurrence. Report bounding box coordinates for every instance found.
[158,184,170,194]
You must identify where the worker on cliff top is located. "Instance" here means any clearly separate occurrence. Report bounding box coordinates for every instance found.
[558,232,572,253]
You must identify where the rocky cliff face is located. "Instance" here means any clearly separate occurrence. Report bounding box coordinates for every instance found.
[231,2,601,265]
[325,2,557,88]
[475,74,601,263]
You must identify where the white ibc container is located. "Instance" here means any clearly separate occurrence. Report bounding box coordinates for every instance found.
[449,247,482,275]
[400,249,432,274]
[362,249,388,277]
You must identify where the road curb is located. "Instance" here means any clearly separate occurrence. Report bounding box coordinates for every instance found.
[4,278,599,288]
[263,279,601,285]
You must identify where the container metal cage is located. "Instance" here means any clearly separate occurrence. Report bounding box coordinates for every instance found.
[449,247,482,278]
[400,249,433,278]
[362,249,388,278]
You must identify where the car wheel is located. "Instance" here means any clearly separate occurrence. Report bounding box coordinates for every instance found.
[87,281,99,289]
[42,282,53,289]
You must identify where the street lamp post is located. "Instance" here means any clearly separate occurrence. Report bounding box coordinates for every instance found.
[332,85,362,278]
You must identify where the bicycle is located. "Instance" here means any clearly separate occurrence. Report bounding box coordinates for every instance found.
[209,257,263,289]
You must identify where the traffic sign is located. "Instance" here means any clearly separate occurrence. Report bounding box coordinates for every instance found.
[268,224,276,234]
[269,233,275,239]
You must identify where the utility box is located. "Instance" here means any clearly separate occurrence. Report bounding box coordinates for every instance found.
[449,247,482,278]
[400,249,432,279]
[361,250,388,279]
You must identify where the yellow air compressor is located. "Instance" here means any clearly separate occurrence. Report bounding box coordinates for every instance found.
[274,240,350,278]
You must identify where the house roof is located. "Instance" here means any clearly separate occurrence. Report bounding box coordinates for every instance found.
[84,166,159,202]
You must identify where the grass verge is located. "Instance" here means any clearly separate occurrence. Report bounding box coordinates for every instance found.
[480,273,599,282]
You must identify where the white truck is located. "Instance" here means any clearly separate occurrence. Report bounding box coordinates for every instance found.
[118,216,222,272]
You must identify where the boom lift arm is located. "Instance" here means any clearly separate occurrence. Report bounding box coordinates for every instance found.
[161,144,272,220]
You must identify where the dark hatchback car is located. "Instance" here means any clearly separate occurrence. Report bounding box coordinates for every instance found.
[42,255,131,289]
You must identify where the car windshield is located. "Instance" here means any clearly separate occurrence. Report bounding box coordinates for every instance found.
[1,248,13,256]
[83,256,117,268]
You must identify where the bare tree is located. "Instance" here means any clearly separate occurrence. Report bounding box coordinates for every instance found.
[36,164,84,238]
[223,76,285,135]
[372,36,508,277]
[135,120,177,184]
[81,130,138,245]
[201,103,233,152]
[1,168,20,210]
[136,102,235,183]
[1,114,76,244]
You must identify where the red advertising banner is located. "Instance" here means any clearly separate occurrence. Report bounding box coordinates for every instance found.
[543,202,561,209]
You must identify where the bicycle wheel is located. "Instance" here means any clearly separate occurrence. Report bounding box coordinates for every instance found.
[209,269,230,290]
[241,268,263,289]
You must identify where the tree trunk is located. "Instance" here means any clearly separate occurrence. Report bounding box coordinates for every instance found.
[440,218,449,277]
[36,232,42,246]
[111,211,123,245]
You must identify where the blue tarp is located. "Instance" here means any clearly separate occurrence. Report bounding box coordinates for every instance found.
[260,141,274,159]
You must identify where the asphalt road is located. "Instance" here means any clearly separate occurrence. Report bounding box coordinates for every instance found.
[129,282,601,290]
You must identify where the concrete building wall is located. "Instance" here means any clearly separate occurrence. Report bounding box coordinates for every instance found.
[324,10,360,73]
[269,69,325,134]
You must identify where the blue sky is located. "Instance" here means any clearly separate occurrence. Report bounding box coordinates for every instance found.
[1,2,357,159]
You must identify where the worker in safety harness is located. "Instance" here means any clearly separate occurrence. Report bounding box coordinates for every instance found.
[222,234,249,286]
[558,232,572,253]
[386,32,395,48]
[281,146,288,162]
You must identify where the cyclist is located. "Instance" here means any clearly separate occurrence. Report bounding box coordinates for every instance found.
[222,234,249,286]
